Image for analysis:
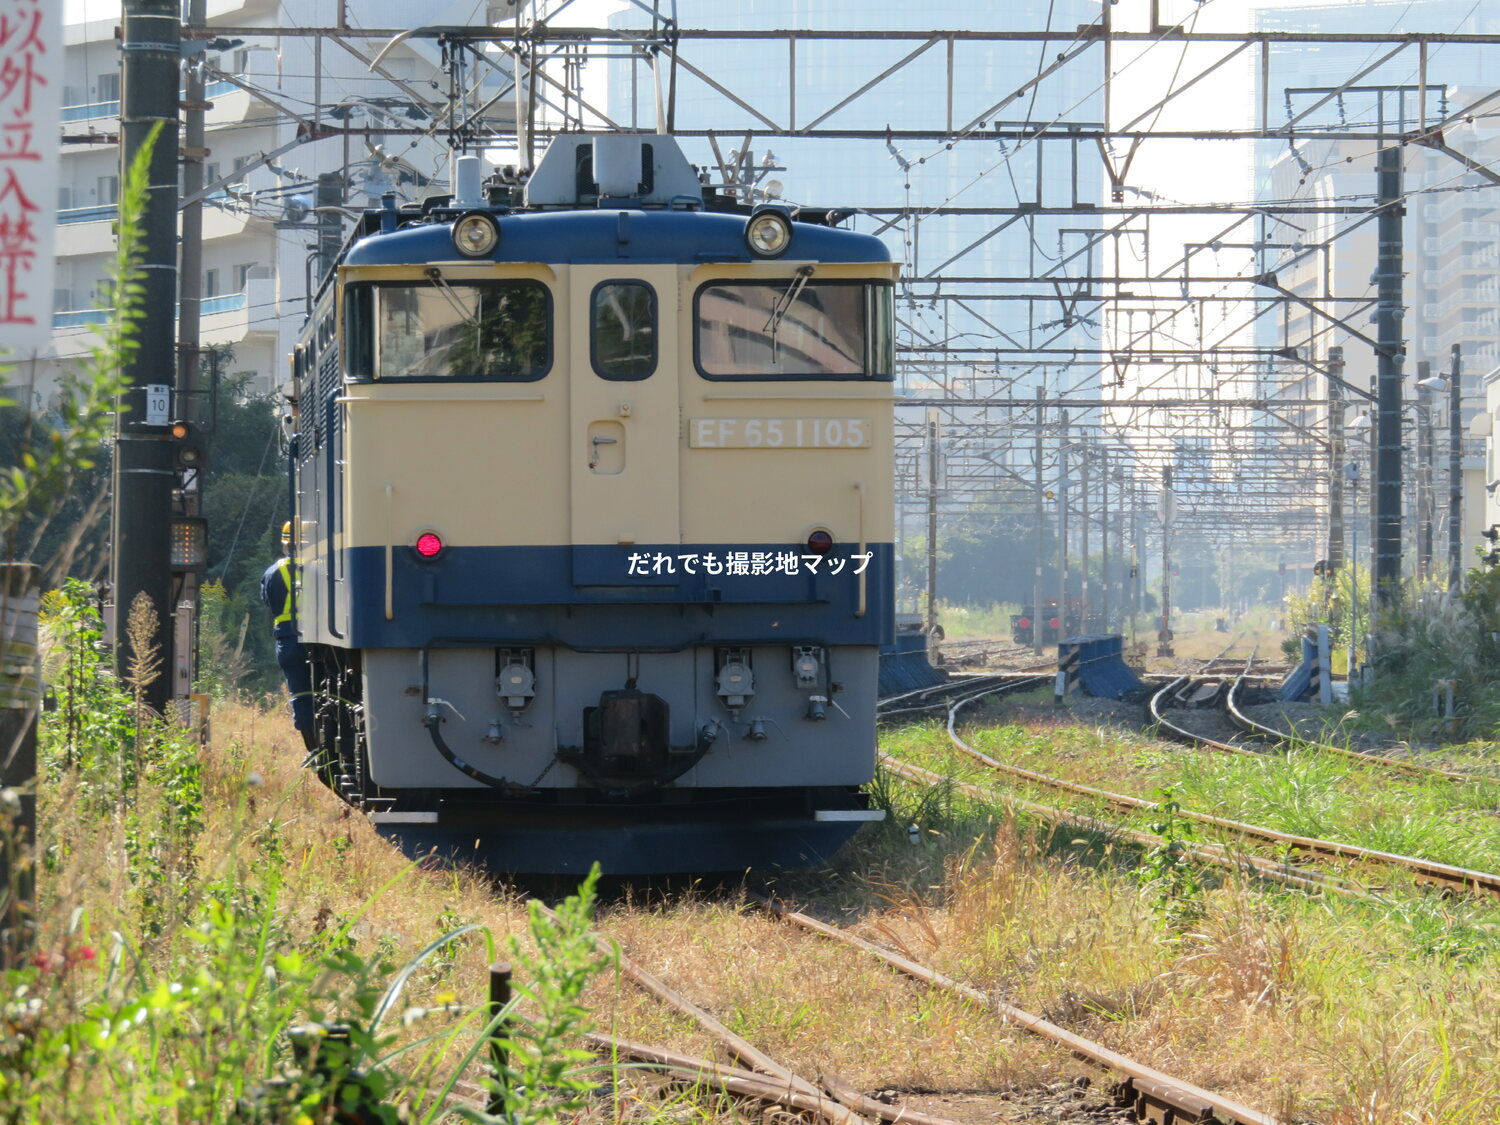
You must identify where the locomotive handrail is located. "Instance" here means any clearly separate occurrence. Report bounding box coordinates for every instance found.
[384,482,395,621]
[853,480,867,619]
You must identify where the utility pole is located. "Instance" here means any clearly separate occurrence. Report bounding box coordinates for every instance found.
[1057,409,1070,639]
[112,0,181,713]
[1373,145,1404,606]
[1032,387,1045,657]
[1131,488,1142,648]
[924,410,940,641]
[1416,360,1434,579]
[1158,464,1174,657]
[1100,454,1111,631]
[175,0,208,711]
[1449,344,1464,589]
[1080,449,1090,630]
[1327,346,1345,570]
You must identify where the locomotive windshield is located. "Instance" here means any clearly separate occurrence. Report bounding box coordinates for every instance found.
[345,280,551,381]
[695,280,894,381]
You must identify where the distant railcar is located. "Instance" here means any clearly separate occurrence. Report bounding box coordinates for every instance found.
[287,134,895,874]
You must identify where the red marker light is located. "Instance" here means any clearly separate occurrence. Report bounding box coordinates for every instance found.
[415,532,444,558]
[806,529,834,554]
[1018,617,1031,629]
[1049,618,1060,629]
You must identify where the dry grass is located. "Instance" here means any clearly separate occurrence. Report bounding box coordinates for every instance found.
[39,696,1500,1124]
[852,752,1500,1124]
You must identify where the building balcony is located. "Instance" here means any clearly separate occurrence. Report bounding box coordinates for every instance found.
[201,293,247,316]
[205,85,255,127]
[55,207,117,257]
[1434,220,1498,256]
[202,277,280,346]
[58,204,115,225]
[60,100,119,123]
[51,308,109,329]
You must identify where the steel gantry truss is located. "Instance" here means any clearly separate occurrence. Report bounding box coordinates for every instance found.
[178,0,1500,592]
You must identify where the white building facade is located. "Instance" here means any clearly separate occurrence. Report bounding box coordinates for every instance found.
[38,0,509,405]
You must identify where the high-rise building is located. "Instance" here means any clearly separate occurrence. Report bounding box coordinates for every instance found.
[1254,0,1500,571]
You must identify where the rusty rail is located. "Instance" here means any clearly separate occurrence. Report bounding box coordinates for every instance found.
[948,684,1500,898]
[883,756,1367,900]
[748,895,1279,1125]
[1222,664,1483,786]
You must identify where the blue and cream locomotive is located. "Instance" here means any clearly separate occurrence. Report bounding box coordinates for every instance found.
[288,134,895,873]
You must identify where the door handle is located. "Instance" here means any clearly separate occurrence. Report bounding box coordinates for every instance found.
[589,435,618,469]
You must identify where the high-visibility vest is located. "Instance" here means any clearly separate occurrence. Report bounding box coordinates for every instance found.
[273,558,297,627]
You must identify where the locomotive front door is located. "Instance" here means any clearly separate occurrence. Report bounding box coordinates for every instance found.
[567,264,682,585]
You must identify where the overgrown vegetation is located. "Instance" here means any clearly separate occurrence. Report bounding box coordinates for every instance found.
[1283,563,1500,740]
[3,132,614,1124]
[14,585,609,1122]
[864,716,1500,1121]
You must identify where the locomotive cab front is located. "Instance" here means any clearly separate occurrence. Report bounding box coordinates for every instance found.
[290,134,896,874]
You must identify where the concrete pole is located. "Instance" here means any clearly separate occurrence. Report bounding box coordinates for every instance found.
[1158,465,1174,657]
[1080,450,1091,629]
[1032,388,1045,656]
[1449,344,1464,589]
[1101,454,1111,631]
[1057,410,1070,639]
[1416,360,1434,580]
[1131,490,1142,648]
[175,0,209,709]
[1327,346,1346,570]
[1373,145,1404,606]
[924,410,939,640]
[113,0,181,713]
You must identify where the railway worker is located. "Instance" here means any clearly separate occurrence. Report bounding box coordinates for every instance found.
[262,522,315,752]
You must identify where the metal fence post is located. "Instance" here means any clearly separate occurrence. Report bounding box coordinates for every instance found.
[487,960,514,1114]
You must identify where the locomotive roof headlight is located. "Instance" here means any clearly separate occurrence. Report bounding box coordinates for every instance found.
[414,530,445,559]
[452,211,500,258]
[745,208,792,258]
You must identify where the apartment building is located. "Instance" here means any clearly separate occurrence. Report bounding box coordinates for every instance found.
[37,0,510,405]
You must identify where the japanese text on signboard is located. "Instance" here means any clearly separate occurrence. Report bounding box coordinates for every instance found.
[0,0,61,352]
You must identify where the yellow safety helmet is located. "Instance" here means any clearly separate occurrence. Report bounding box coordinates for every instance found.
[281,521,293,549]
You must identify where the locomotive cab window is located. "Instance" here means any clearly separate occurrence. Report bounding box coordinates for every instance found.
[345,280,551,381]
[591,281,656,380]
[695,279,894,381]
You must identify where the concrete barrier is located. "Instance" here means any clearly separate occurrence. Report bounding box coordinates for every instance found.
[878,629,947,696]
[1278,625,1332,703]
[1056,634,1143,701]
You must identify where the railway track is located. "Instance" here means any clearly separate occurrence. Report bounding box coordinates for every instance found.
[1148,656,1483,786]
[877,670,1053,721]
[906,677,1500,898]
[533,892,1284,1125]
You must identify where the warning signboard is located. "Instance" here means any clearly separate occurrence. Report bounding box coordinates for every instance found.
[0,0,62,354]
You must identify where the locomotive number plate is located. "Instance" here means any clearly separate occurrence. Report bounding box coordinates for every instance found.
[689,417,871,449]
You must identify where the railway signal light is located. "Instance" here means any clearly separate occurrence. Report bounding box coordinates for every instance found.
[169,517,208,572]
[169,420,206,470]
